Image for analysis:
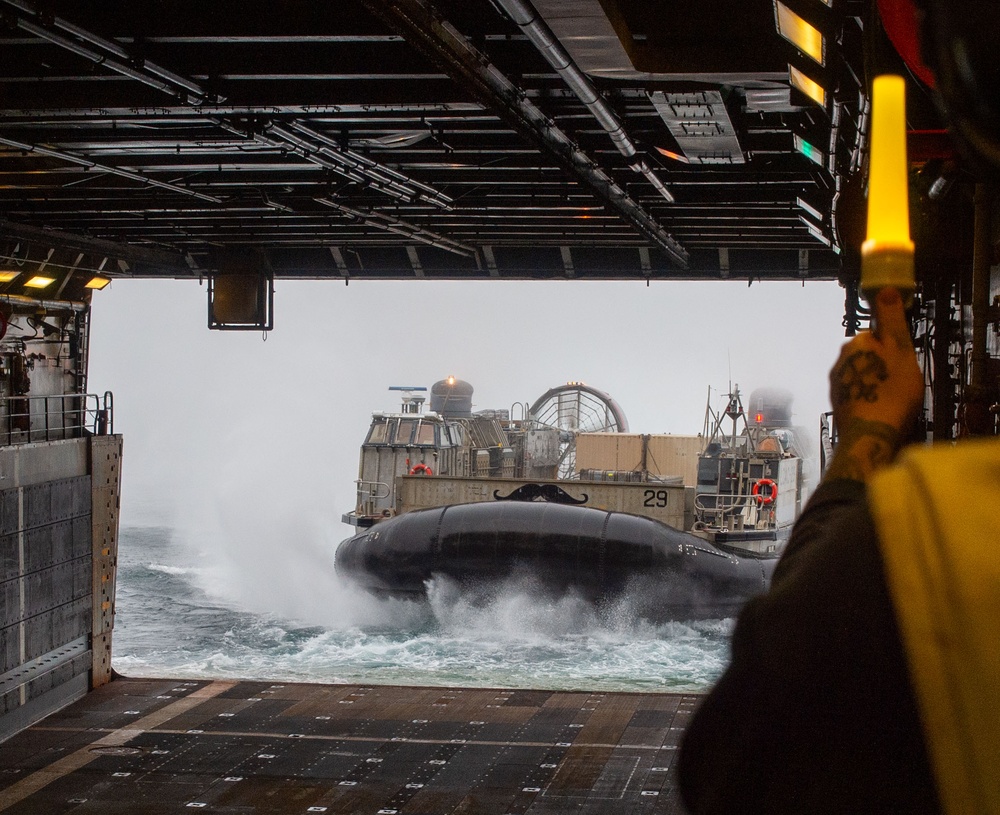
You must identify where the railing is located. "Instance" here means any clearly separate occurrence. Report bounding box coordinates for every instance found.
[355,479,391,517]
[694,490,775,530]
[0,392,114,447]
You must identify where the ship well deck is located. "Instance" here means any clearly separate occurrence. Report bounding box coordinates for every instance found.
[0,677,696,814]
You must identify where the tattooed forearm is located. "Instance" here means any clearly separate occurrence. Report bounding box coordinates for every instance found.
[833,351,889,404]
[822,288,924,484]
[824,419,903,483]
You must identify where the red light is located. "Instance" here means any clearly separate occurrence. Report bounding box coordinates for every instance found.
[655,146,690,164]
[755,412,764,423]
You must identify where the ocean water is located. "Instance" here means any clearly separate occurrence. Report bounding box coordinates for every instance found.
[113,524,733,693]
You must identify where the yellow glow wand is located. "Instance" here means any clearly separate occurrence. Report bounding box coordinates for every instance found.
[862,75,914,304]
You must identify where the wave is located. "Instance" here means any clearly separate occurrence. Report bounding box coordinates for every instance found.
[145,563,199,576]
[113,523,733,692]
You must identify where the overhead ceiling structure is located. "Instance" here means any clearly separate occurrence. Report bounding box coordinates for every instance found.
[0,0,886,288]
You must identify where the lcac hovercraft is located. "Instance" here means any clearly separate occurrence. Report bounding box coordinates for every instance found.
[336,378,807,619]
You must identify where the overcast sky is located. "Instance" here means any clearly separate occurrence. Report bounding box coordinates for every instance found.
[88,278,849,532]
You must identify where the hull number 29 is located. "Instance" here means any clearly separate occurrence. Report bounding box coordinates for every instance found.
[643,489,669,508]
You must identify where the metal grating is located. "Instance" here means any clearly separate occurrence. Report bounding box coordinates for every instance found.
[650,91,746,165]
[0,677,700,812]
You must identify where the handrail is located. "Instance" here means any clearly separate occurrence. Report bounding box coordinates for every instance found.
[694,488,777,529]
[354,479,392,520]
[508,401,528,423]
[356,479,391,501]
[0,392,114,447]
[694,493,752,514]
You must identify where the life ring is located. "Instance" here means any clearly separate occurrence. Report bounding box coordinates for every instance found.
[752,478,777,505]
[410,463,433,476]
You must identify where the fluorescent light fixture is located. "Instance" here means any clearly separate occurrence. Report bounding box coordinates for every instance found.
[0,271,19,283]
[808,228,831,246]
[25,275,55,288]
[796,196,824,222]
[789,64,826,107]
[794,134,824,166]
[800,215,832,246]
[85,276,111,290]
[807,227,832,247]
[775,1,825,65]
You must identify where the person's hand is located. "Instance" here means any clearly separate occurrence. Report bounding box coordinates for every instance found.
[824,288,923,483]
[832,287,924,433]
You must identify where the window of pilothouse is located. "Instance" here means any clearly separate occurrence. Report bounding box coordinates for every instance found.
[415,422,437,446]
[393,419,416,445]
[366,420,389,445]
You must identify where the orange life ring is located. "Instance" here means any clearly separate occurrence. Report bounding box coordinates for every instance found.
[410,463,433,476]
[752,478,777,505]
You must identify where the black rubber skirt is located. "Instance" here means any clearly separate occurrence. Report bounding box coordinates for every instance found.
[336,502,778,619]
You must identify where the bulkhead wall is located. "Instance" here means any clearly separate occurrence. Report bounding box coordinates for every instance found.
[0,436,122,742]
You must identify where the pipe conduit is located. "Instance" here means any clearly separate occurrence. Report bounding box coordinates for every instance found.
[494,0,675,203]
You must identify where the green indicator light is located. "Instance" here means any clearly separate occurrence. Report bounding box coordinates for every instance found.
[793,135,824,166]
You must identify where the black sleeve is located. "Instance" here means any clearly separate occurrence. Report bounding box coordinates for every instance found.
[677,480,940,814]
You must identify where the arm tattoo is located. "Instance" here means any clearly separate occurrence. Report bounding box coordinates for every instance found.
[834,351,888,404]
[824,419,902,483]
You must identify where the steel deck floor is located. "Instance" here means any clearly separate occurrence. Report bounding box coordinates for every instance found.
[0,677,697,814]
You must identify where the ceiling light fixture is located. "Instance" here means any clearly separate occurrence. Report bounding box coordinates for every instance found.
[799,215,832,246]
[25,275,55,288]
[0,271,20,283]
[796,196,825,222]
[654,146,690,164]
[806,226,832,247]
[793,134,825,166]
[775,2,825,65]
[789,65,826,107]
[85,276,112,290]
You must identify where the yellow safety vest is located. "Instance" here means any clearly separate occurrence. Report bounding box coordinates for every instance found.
[868,438,1000,814]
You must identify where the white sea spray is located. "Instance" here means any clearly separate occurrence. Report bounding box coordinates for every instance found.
[114,525,733,692]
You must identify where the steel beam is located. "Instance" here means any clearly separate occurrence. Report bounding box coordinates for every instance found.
[360,0,688,268]
[493,0,676,202]
[0,219,189,273]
